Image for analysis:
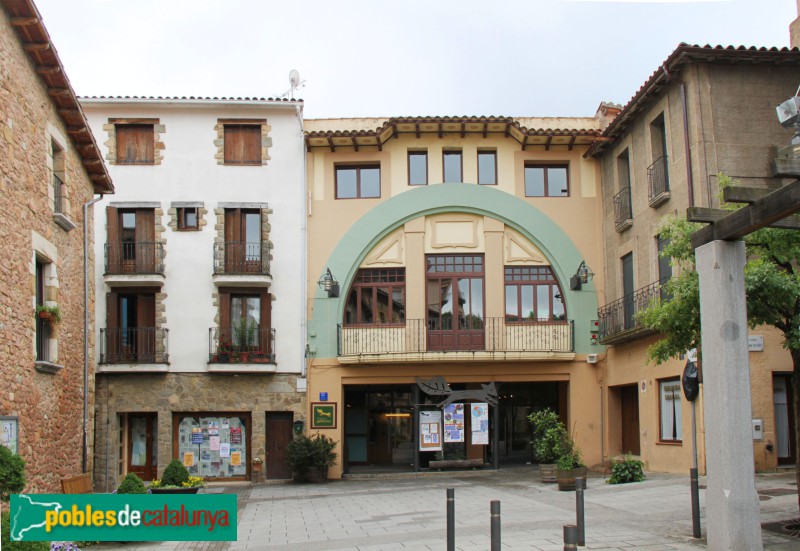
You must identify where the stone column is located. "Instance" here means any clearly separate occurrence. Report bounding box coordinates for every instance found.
[696,240,762,551]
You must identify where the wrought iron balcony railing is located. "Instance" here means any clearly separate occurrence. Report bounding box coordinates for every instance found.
[212,242,271,275]
[53,173,66,214]
[647,155,669,205]
[105,242,165,275]
[338,318,573,357]
[208,326,276,364]
[597,278,669,344]
[613,186,632,231]
[100,327,169,364]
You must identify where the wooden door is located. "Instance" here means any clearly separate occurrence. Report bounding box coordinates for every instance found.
[620,385,641,455]
[265,413,293,479]
[128,413,157,480]
[426,276,484,351]
[622,253,634,330]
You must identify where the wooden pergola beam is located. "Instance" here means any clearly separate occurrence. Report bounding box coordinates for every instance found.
[691,179,800,248]
[688,207,800,229]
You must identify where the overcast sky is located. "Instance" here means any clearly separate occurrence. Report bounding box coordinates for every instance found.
[34,0,798,119]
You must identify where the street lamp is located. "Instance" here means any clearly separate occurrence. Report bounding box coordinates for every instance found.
[317,268,339,298]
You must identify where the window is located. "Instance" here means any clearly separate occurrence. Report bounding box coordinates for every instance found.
[177,207,199,230]
[659,378,682,442]
[408,151,428,186]
[51,139,66,214]
[657,236,672,282]
[426,255,485,351]
[215,287,272,358]
[336,165,380,199]
[344,269,406,325]
[478,150,497,185]
[622,252,634,330]
[116,124,154,164]
[443,150,462,183]
[106,207,157,274]
[648,113,670,203]
[175,413,250,479]
[223,209,263,273]
[524,165,569,197]
[224,124,262,165]
[35,259,50,362]
[104,290,158,363]
[504,266,565,322]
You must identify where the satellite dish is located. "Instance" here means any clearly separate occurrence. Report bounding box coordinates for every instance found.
[289,69,300,88]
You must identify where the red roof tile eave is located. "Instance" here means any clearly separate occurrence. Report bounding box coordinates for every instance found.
[585,43,800,158]
[1,0,113,194]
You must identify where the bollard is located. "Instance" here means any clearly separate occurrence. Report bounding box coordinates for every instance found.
[446,488,455,551]
[490,500,501,551]
[576,476,585,546]
[690,468,701,538]
[563,524,578,550]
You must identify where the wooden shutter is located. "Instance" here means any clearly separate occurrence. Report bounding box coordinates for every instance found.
[137,294,156,361]
[224,125,242,164]
[135,209,155,272]
[224,209,241,272]
[260,290,271,354]
[106,291,119,360]
[243,126,261,165]
[106,207,119,272]
[116,125,153,163]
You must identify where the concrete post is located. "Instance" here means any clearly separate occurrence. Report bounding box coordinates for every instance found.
[696,240,762,551]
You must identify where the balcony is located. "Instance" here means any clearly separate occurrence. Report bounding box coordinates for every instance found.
[34,316,62,373]
[597,278,668,345]
[52,174,76,232]
[98,327,169,372]
[613,186,633,232]
[337,318,574,364]
[647,156,670,207]
[212,242,272,287]
[208,326,276,373]
[104,242,166,287]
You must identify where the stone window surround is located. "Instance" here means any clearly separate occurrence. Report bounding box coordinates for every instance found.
[103,118,166,165]
[47,123,76,231]
[31,231,62,373]
[167,202,208,232]
[214,119,273,166]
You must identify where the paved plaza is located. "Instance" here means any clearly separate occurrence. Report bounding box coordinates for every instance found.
[93,468,800,551]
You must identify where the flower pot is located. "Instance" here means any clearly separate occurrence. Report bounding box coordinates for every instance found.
[218,353,230,363]
[150,487,200,494]
[539,463,558,483]
[557,466,588,491]
[238,352,249,363]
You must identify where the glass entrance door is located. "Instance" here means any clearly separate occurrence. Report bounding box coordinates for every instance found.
[128,413,157,481]
[426,255,484,351]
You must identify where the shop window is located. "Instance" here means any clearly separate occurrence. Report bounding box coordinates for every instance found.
[659,378,682,442]
[504,266,565,322]
[175,414,250,479]
[524,164,569,197]
[116,124,155,165]
[443,150,462,183]
[336,165,381,199]
[408,151,428,186]
[478,150,497,185]
[344,268,405,325]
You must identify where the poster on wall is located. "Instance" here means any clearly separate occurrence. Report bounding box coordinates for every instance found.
[191,428,204,444]
[471,403,489,445]
[419,411,442,452]
[230,427,242,444]
[220,442,231,458]
[1,417,18,455]
[207,421,220,435]
[231,451,241,466]
[443,404,465,443]
[183,452,195,467]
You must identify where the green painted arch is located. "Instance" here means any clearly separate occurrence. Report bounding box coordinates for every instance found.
[310,183,601,356]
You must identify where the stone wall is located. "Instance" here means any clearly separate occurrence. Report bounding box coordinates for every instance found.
[94,373,305,491]
[0,9,98,492]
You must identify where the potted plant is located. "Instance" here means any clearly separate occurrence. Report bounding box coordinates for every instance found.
[287,433,337,483]
[217,336,232,363]
[150,459,205,494]
[607,454,645,484]
[528,408,567,483]
[116,472,147,494]
[35,304,61,324]
[556,435,587,491]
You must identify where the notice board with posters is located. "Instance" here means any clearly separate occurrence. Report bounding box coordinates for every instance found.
[419,410,442,452]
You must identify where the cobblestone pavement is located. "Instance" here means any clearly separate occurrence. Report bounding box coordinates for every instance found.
[91,468,800,550]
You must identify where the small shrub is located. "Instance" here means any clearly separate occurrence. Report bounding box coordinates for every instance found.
[528,409,568,464]
[608,454,645,484]
[287,433,337,482]
[116,472,147,494]
[0,445,26,501]
[160,459,190,487]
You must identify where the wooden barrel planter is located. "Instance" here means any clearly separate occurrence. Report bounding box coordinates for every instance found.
[557,466,587,491]
[150,487,200,494]
[539,463,558,483]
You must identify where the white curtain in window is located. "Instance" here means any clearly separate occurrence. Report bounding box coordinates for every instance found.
[660,380,682,441]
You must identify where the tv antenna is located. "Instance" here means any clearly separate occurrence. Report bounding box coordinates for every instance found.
[280,69,305,99]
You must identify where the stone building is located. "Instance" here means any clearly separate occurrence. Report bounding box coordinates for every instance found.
[589,44,800,473]
[0,0,113,492]
[80,97,307,490]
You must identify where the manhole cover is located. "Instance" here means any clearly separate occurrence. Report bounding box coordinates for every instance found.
[762,518,800,539]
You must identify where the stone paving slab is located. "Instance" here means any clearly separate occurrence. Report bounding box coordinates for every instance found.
[89,469,798,550]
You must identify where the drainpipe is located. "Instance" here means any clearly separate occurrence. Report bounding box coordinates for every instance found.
[83,193,104,473]
[661,63,695,208]
[296,103,308,381]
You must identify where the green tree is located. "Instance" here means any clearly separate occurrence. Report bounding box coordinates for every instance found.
[639,175,800,511]
[0,445,26,501]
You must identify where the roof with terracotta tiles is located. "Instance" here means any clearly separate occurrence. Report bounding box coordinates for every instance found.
[80,95,303,103]
[2,0,113,193]
[586,43,800,157]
